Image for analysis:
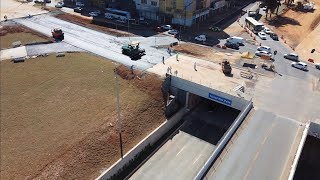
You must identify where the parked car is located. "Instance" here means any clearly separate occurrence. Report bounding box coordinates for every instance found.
[55,2,64,8]
[226,36,244,45]
[168,29,179,35]
[161,25,172,30]
[195,35,206,42]
[258,32,267,40]
[270,33,279,41]
[315,63,320,70]
[284,53,299,61]
[224,42,239,50]
[262,6,267,11]
[76,2,85,7]
[116,19,127,23]
[208,26,221,32]
[257,45,271,53]
[105,14,114,19]
[255,50,272,57]
[74,7,83,13]
[154,26,165,32]
[263,27,272,34]
[89,12,99,17]
[291,62,308,71]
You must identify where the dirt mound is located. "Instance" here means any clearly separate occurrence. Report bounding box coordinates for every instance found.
[115,65,163,101]
[0,25,25,36]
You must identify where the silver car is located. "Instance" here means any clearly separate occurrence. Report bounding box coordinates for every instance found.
[284,53,299,61]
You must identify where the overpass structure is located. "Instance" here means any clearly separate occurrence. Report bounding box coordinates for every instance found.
[129,55,255,179]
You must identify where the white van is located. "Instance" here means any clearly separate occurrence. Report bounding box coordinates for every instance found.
[226,36,244,45]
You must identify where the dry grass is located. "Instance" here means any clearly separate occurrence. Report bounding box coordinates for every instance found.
[0,25,51,49]
[0,53,165,179]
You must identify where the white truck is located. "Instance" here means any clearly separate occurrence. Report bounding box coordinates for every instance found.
[226,36,244,45]
[195,35,206,42]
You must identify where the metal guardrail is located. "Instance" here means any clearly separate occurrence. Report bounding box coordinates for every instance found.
[194,100,253,180]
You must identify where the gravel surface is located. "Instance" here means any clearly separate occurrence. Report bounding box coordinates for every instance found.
[26,42,84,56]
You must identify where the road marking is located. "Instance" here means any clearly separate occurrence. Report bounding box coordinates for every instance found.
[176,146,186,157]
[193,154,202,165]
[243,122,275,180]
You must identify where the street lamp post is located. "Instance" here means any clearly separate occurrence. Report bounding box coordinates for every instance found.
[114,63,124,159]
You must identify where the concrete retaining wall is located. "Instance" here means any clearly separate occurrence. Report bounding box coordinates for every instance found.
[171,76,249,111]
[96,108,187,180]
[194,100,253,180]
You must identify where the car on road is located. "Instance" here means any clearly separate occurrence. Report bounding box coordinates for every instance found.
[255,50,272,57]
[74,7,83,13]
[76,2,85,7]
[55,2,64,8]
[284,53,299,61]
[258,32,267,40]
[263,27,272,34]
[315,63,320,70]
[224,42,239,50]
[168,29,179,35]
[262,6,267,11]
[116,19,127,23]
[161,25,172,30]
[89,12,99,17]
[208,26,221,32]
[105,14,114,19]
[291,62,308,71]
[257,45,271,53]
[270,33,279,41]
[195,35,206,42]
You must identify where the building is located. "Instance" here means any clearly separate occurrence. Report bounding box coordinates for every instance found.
[159,0,212,26]
[133,0,160,20]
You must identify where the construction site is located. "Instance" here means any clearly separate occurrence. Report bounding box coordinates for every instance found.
[1,0,320,179]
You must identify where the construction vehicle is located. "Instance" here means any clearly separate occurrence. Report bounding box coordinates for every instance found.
[51,28,64,41]
[222,60,232,75]
[122,41,145,59]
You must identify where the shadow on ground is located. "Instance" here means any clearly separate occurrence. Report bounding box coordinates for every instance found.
[267,16,301,27]
[180,99,240,145]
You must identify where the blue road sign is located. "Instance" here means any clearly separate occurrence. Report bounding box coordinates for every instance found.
[208,93,232,106]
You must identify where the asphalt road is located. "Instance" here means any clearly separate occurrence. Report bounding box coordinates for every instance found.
[206,109,303,180]
[14,15,177,70]
[130,101,240,180]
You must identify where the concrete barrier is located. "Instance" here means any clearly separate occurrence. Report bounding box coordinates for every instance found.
[287,123,309,180]
[194,100,253,180]
[96,108,187,180]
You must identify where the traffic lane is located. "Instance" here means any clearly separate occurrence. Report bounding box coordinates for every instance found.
[129,124,216,180]
[209,110,301,180]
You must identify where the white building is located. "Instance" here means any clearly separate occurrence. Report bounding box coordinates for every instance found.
[134,0,159,20]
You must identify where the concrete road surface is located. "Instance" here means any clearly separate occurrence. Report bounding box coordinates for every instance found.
[206,109,303,180]
[14,15,177,70]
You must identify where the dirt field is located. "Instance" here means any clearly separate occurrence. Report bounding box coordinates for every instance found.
[0,25,50,49]
[0,53,165,179]
[263,0,320,49]
[172,44,242,65]
[0,0,47,21]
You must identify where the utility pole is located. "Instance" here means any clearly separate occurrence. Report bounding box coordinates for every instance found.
[114,63,124,159]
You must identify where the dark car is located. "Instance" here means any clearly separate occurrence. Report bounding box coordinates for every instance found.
[153,26,165,32]
[74,7,83,13]
[270,33,279,41]
[224,42,239,50]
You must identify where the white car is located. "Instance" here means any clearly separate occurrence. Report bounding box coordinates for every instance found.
[168,29,179,35]
[195,35,206,42]
[258,32,267,40]
[257,45,271,53]
[263,27,272,34]
[292,62,308,71]
[75,2,84,7]
[255,50,272,57]
[89,12,99,17]
[161,25,172,30]
[105,14,114,19]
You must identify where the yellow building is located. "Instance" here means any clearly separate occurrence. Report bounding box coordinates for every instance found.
[159,0,210,26]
